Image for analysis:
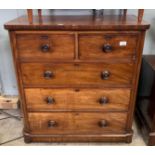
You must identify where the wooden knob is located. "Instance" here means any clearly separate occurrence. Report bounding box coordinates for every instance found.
[101,70,110,80]
[44,71,54,79]
[48,120,57,128]
[41,44,50,52]
[102,44,113,53]
[98,120,108,128]
[45,96,55,104]
[99,97,109,105]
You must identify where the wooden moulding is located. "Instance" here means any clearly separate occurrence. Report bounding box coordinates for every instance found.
[23,131,133,143]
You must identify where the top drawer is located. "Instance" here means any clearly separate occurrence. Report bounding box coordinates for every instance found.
[16,33,75,60]
[79,33,139,60]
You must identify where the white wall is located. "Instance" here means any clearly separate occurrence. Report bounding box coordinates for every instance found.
[0,9,155,95]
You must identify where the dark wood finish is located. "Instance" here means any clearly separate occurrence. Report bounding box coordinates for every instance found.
[4,15,149,31]
[25,88,130,111]
[20,63,134,86]
[4,15,149,143]
[123,9,127,17]
[136,55,155,145]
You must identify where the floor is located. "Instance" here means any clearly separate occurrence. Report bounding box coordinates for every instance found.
[0,109,146,146]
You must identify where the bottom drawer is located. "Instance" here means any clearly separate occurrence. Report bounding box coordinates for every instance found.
[28,112,127,134]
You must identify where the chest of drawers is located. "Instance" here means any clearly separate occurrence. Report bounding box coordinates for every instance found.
[4,15,149,143]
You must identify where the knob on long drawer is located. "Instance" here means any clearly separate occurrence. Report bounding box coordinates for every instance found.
[101,70,110,80]
[98,120,108,128]
[43,71,54,79]
[48,120,57,128]
[45,96,55,104]
[99,96,109,105]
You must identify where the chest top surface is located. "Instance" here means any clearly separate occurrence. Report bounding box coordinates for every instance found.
[4,15,149,31]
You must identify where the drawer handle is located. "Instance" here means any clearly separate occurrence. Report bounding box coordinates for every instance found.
[102,44,113,53]
[41,44,50,52]
[101,70,110,80]
[98,120,108,128]
[48,120,57,128]
[99,97,109,105]
[45,96,55,104]
[44,71,54,79]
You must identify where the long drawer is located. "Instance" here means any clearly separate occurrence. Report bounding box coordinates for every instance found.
[28,112,127,134]
[20,63,134,86]
[25,88,131,111]
[79,33,139,60]
[16,33,75,60]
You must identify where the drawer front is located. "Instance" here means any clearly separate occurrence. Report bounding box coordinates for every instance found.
[79,33,139,60]
[28,112,127,134]
[16,33,75,60]
[21,63,134,86]
[25,88,130,111]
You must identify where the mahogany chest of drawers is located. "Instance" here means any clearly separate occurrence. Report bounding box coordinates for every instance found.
[4,15,149,143]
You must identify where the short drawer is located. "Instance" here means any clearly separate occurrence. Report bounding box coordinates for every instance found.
[79,33,139,60]
[21,63,134,86]
[28,112,127,134]
[25,88,130,111]
[16,33,75,60]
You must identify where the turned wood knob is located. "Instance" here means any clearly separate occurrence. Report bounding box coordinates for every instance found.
[45,96,55,104]
[41,44,50,52]
[99,97,109,105]
[98,120,108,128]
[48,120,57,128]
[43,71,54,79]
[101,70,110,80]
[102,44,113,53]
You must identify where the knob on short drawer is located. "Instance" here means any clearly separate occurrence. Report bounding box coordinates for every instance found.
[99,96,109,105]
[102,44,113,53]
[48,120,57,128]
[101,70,110,80]
[43,71,54,79]
[41,44,50,52]
[98,120,108,128]
[45,96,55,104]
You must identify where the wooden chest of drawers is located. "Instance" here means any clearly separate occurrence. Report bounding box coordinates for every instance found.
[4,15,149,143]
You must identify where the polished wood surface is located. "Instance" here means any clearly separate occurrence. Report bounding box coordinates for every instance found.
[25,88,131,111]
[5,15,149,143]
[16,33,75,60]
[28,112,127,134]
[79,33,139,60]
[4,15,149,31]
[20,63,134,86]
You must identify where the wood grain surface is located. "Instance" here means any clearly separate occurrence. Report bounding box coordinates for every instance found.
[25,88,131,111]
[28,112,127,134]
[16,33,75,60]
[79,33,139,60]
[20,62,134,86]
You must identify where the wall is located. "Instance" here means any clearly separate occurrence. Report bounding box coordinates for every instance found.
[0,9,155,95]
